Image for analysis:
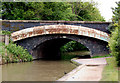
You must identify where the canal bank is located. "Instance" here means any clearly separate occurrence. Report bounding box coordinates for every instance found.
[57,58,107,81]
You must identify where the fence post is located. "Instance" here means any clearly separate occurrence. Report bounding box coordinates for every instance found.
[5,35,9,58]
[5,35,9,45]
[0,35,3,43]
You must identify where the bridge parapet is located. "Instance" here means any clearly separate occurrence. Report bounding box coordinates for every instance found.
[11,25,109,42]
[2,20,111,33]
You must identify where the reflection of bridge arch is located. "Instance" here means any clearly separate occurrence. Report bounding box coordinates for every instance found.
[11,25,109,42]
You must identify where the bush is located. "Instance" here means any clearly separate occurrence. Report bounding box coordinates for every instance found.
[0,30,33,64]
[0,42,33,64]
[109,23,120,66]
[60,41,88,53]
[5,42,33,62]
[1,30,12,36]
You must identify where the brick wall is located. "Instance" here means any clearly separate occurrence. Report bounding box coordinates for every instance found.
[1,20,111,33]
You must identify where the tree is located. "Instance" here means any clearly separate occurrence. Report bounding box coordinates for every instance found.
[109,24,120,66]
[109,1,120,66]
[2,2,44,20]
[112,1,120,23]
[2,2,76,21]
[41,2,76,21]
[2,2,104,21]
[69,2,105,21]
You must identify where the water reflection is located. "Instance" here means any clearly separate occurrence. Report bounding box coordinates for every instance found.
[2,60,77,81]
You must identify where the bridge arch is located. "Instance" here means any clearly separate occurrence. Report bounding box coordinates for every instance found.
[15,34,109,59]
[31,35,91,59]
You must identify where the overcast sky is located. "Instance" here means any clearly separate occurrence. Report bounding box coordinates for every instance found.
[92,0,119,22]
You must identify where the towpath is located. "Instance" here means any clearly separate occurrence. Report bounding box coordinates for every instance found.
[58,58,107,81]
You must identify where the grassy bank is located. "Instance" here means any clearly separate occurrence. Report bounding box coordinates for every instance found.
[63,51,90,56]
[100,57,119,81]
[61,53,77,60]
[91,54,111,58]
[61,51,90,60]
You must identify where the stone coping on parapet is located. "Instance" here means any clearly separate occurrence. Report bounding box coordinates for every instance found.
[1,20,111,24]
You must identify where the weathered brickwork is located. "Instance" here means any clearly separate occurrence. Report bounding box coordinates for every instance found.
[11,25,109,42]
[16,34,109,59]
[2,20,111,33]
[1,20,110,59]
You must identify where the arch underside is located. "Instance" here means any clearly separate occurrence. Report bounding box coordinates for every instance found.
[15,34,109,59]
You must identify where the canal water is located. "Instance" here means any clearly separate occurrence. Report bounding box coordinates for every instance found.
[2,60,77,81]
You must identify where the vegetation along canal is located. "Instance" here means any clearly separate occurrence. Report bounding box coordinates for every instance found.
[2,60,77,81]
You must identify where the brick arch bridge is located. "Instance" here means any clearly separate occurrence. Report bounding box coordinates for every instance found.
[2,20,111,59]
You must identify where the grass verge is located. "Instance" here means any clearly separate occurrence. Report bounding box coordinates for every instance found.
[64,51,90,56]
[100,57,119,81]
[61,53,77,60]
[61,51,90,60]
[91,54,111,58]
